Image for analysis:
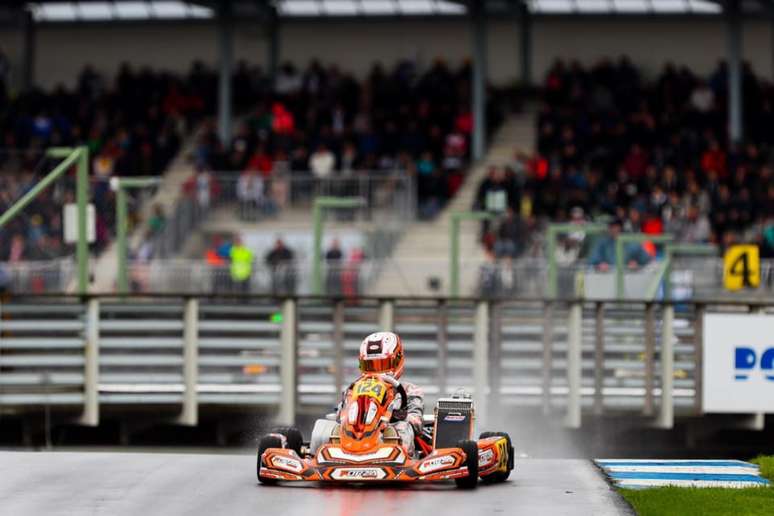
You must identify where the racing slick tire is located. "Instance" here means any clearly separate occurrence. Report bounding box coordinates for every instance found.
[271,426,304,456]
[479,431,514,483]
[257,434,283,484]
[454,439,479,489]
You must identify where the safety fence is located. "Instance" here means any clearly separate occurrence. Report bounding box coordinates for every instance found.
[147,171,415,261]
[0,294,770,429]
[3,257,773,300]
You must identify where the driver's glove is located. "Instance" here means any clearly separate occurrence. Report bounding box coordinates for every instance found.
[406,413,423,433]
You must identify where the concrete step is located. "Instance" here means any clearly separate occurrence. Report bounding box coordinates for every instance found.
[369,107,538,297]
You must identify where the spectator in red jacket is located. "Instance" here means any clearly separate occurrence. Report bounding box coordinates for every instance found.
[701,139,727,177]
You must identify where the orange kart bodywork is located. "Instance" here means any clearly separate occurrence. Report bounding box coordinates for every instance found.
[258,374,513,486]
[259,435,511,483]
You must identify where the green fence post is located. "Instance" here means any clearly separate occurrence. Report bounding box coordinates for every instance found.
[312,201,324,296]
[311,197,366,295]
[0,146,89,293]
[113,177,161,295]
[615,234,674,300]
[615,238,625,299]
[116,186,129,294]
[546,225,558,298]
[545,223,606,299]
[0,149,80,228]
[449,211,493,298]
[76,146,89,295]
[450,215,460,298]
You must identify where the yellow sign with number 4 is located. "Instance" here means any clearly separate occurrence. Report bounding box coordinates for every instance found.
[723,245,760,291]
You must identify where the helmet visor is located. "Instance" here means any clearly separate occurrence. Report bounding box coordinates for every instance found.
[359,356,398,373]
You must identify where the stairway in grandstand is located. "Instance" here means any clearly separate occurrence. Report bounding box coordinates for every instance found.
[89,129,205,292]
[369,108,537,297]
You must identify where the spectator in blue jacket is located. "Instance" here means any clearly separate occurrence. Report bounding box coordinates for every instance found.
[588,219,651,272]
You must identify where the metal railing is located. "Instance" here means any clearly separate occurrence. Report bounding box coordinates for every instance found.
[0,259,75,294]
[147,171,415,261]
[3,257,774,299]
[1,294,771,430]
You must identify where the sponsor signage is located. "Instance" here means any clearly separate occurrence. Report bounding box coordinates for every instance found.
[331,468,387,480]
[270,455,303,473]
[418,455,456,474]
[703,313,774,413]
[478,449,494,468]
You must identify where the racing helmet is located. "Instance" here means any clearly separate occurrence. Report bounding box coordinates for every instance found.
[358,331,404,378]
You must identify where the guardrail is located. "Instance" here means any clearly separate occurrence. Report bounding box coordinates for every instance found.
[1,294,771,430]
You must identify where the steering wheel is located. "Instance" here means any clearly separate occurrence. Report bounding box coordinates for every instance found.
[381,375,408,422]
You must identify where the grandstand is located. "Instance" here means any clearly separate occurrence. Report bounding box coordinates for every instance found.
[0,0,772,462]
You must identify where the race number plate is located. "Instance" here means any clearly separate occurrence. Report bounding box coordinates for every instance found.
[353,378,387,403]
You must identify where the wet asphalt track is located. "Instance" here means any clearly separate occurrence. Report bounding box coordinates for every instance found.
[0,451,632,516]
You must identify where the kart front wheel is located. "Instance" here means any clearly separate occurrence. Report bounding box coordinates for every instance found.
[257,434,283,485]
[454,439,479,489]
[479,431,514,483]
[271,426,304,456]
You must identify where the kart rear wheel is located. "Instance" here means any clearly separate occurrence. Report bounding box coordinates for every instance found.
[257,435,283,485]
[271,426,304,456]
[454,439,479,489]
[479,431,514,483]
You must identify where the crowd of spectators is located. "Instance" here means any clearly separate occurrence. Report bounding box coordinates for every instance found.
[199,234,365,296]
[475,56,774,285]
[193,59,503,219]
[3,56,504,271]
[0,59,225,264]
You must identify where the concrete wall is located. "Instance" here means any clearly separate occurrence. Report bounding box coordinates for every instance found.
[0,17,771,90]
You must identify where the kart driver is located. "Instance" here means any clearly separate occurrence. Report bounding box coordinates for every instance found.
[341,331,424,456]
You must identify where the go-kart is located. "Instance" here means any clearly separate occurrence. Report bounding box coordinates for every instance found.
[257,373,514,488]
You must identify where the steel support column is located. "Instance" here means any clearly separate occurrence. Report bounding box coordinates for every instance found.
[643,303,655,416]
[726,0,743,143]
[471,3,487,162]
[332,301,344,395]
[541,302,554,414]
[277,299,297,425]
[693,304,704,415]
[379,299,395,331]
[656,304,674,429]
[473,300,490,430]
[19,8,34,92]
[217,2,234,144]
[179,298,199,426]
[519,2,532,86]
[80,298,99,426]
[565,301,582,429]
[268,5,279,84]
[593,302,605,415]
[437,301,448,396]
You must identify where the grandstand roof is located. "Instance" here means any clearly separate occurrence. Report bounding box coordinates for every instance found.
[14,0,771,22]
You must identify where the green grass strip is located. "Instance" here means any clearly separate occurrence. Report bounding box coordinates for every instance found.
[619,456,774,516]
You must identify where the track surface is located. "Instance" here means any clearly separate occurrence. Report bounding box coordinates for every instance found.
[0,451,632,516]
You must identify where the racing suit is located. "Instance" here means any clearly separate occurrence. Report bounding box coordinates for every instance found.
[337,380,424,457]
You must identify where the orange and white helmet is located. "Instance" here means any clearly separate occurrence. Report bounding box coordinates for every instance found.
[358,331,404,378]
